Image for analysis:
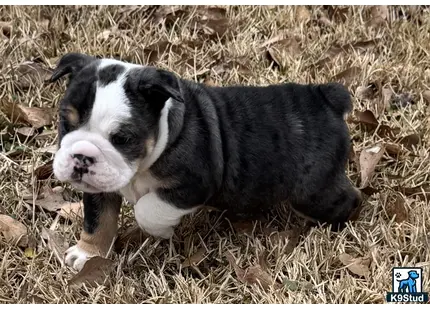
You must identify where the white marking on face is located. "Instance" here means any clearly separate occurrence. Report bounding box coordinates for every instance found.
[53,129,137,193]
[140,98,172,171]
[134,192,197,239]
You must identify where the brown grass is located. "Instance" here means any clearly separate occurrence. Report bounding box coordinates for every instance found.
[0,5,429,304]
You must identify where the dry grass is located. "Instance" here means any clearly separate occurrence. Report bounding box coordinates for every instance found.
[1,5,430,304]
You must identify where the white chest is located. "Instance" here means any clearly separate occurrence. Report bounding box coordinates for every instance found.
[119,171,161,204]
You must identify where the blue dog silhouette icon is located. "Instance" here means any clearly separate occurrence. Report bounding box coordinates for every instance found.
[397,270,420,293]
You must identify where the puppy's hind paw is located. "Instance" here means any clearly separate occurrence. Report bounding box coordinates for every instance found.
[65,245,94,271]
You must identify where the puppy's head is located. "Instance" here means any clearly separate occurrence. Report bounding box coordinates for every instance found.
[49,53,183,193]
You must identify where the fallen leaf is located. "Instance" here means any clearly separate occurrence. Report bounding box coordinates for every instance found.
[114,225,148,252]
[36,145,57,155]
[182,247,207,267]
[225,252,281,291]
[34,160,53,180]
[385,143,403,156]
[355,110,378,127]
[355,86,375,100]
[58,201,83,221]
[332,67,361,86]
[24,247,36,258]
[232,220,255,235]
[0,21,12,38]
[258,250,269,271]
[1,101,53,128]
[15,61,53,89]
[386,195,408,223]
[395,185,430,199]
[28,186,66,212]
[399,134,420,150]
[15,127,37,138]
[359,143,385,188]
[380,87,394,114]
[422,90,430,104]
[68,256,114,287]
[352,110,399,138]
[152,6,186,26]
[41,227,69,265]
[295,6,311,23]
[338,253,370,277]
[265,37,302,69]
[196,6,227,20]
[325,6,349,23]
[194,17,229,39]
[283,278,314,291]
[0,214,28,247]
[360,186,379,196]
[368,5,389,27]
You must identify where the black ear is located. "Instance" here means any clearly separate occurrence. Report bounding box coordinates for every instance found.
[139,68,184,103]
[48,53,96,83]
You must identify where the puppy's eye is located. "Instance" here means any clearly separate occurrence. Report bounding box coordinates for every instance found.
[111,133,130,146]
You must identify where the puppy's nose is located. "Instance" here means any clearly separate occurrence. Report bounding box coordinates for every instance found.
[72,153,95,166]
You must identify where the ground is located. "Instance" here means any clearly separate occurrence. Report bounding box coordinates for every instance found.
[0,5,429,304]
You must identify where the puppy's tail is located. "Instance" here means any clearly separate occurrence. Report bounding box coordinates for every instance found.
[318,83,352,116]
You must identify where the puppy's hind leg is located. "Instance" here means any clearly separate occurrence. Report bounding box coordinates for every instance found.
[134,192,196,239]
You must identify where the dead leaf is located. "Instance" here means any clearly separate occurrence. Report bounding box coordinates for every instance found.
[380,87,394,114]
[265,37,302,69]
[296,6,311,23]
[15,61,53,89]
[332,67,361,86]
[68,256,114,287]
[386,195,408,223]
[58,201,83,221]
[391,93,414,109]
[368,5,389,27]
[338,253,370,277]
[225,252,281,291]
[399,134,420,150]
[34,160,53,180]
[196,6,227,20]
[422,90,430,104]
[36,145,57,155]
[232,220,255,235]
[395,185,430,199]
[24,247,36,258]
[1,101,53,128]
[152,6,186,25]
[283,278,314,291]
[0,21,12,38]
[0,215,28,247]
[355,86,375,100]
[114,225,148,252]
[325,6,349,23]
[385,143,403,156]
[359,143,385,188]
[41,227,69,265]
[352,110,399,138]
[360,186,379,196]
[27,186,66,212]
[195,18,229,39]
[15,127,37,138]
[182,247,207,267]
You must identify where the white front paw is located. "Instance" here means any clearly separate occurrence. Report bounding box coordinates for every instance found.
[65,245,94,271]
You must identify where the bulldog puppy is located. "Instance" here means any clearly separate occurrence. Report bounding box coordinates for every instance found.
[49,53,361,271]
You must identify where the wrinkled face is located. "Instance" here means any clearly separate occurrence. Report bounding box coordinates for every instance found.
[51,54,182,193]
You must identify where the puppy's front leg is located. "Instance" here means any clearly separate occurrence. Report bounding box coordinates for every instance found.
[65,192,122,271]
[134,192,195,239]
